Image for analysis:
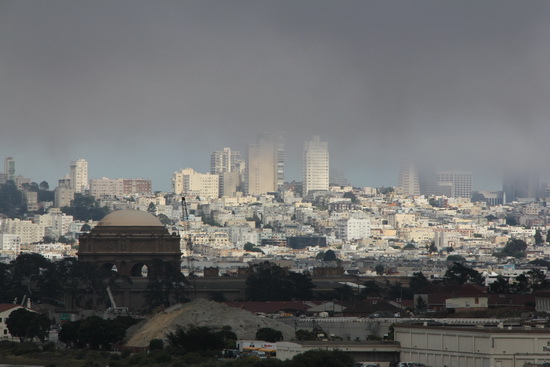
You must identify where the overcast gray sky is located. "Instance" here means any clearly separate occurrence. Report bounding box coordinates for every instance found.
[2,0,550,191]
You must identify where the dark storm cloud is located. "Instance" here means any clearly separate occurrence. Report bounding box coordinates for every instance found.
[1,0,550,190]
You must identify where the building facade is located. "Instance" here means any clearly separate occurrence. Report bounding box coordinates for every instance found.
[210,147,244,196]
[436,170,473,198]
[90,177,152,198]
[172,168,219,199]
[70,158,88,193]
[337,217,371,241]
[245,133,284,195]
[398,161,421,196]
[503,169,540,203]
[395,323,550,367]
[303,136,329,197]
[4,156,15,182]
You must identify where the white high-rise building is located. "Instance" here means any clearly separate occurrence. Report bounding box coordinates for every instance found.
[210,147,243,174]
[303,136,329,197]
[398,161,421,196]
[245,133,284,195]
[210,147,245,197]
[70,159,88,193]
[4,156,15,181]
[55,176,74,208]
[337,216,371,241]
[436,170,473,198]
[172,168,219,199]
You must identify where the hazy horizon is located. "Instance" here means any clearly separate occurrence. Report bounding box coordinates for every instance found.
[2,1,550,192]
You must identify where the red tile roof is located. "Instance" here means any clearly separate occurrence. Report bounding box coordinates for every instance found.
[0,304,21,313]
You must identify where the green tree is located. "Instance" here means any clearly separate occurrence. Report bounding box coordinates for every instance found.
[61,194,110,221]
[166,325,224,356]
[361,280,383,298]
[10,253,55,304]
[524,269,549,292]
[427,242,438,254]
[39,181,49,191]
[343,191,358,203]
[535,230,544,245]
[322,249,337,262]
[157,213,172,225]
[60,316,135,349]
[547,229,550,244]
[489,275,511,293]
[6,308,50,342]
[446,254,465,262]
[409,272,429,294]
[415,296,427,312]
[245,261,314,301]
[256,327,283,342]
[58,235,75,244]
[244,242,264,253]
[289,349,355,367]
[149,338,164,351]
[147,202,156,214]
[374,264,385,275]
[0,181,25,217]
[295,329,317,341]
[144,260,188,310]
[495,239,528,258]
[333,284,356,301]
[444,262,483,285]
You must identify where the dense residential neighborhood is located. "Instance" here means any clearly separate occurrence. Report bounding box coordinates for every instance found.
[2,153,550,366]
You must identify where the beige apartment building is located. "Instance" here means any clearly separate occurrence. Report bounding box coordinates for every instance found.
[395,323,550,367]
[172,168,219,199]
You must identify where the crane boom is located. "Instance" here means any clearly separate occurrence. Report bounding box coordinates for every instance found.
[181,197,196,297]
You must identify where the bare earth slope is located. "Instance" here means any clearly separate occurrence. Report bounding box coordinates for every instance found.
[124,299,295,347]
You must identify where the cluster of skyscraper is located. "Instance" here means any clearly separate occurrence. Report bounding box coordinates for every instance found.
[398,161,543,203]
[398,162,473,199]
[173,134,330,199]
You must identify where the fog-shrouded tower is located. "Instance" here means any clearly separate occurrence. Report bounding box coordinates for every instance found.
[4,156,15,182]
[210,147,243,175]
[398,160,420,196]
[503,169,539,203]
[436,170,473,198]
[210,147,245,197]
[303,136,329,197]
[70,158,88,194]
[245,133,284,195]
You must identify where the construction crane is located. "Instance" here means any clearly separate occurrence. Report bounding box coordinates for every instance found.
[181,197,196,297]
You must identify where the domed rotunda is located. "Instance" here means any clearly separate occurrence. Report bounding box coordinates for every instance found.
[78,210,181,277]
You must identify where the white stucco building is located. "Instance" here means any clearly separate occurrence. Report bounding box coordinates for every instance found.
[303,135,329,197]
[172,168,219,199]
[70,158,88,193]
[395,323,550,367]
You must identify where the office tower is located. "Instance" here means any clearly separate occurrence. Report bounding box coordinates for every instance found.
[329,169,350,187]
[245,133,284,195]
[172,168,219,199]
[70,158,88,193]
[210,147,244,197]
[503,169,539,203]
[4,157,15,181]
[303,136,329,197]
[398,160,420,196]
[210,147,243,174]
[55,176,74,207]
[435,170,473,198]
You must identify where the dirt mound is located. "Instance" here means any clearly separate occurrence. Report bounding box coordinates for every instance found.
[124,299,295,347]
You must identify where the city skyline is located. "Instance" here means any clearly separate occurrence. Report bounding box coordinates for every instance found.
[2,1,550,191]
